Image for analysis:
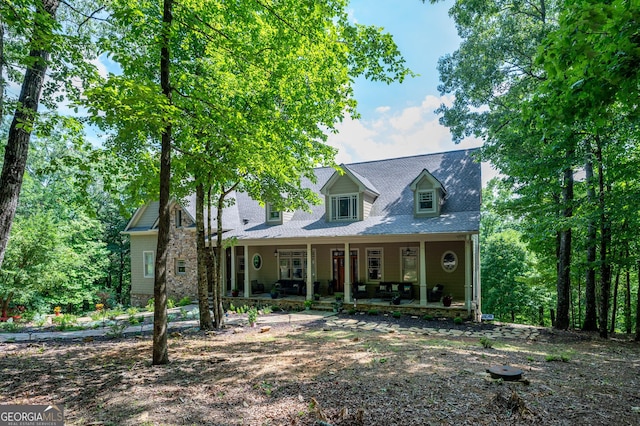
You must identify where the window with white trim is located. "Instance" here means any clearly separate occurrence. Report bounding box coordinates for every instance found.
[266,204,281,222]
[277,250,316,280]
[417,189,436,213]
[175,259,186,275]
[143,251,155,278]
[401,248,417,282]
[331,194,358,221]
[366,248,383,281]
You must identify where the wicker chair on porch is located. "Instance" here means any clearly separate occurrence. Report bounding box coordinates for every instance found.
[352,282,368,299]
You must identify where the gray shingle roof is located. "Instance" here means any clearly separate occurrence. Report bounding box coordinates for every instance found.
[126,149,481,239]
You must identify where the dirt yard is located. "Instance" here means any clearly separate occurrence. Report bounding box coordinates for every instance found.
[1,313,639,425]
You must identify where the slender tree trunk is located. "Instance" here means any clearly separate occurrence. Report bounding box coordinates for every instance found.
[583,146,598,331]
[625,263,631,334]
[195,183,213,329]
[213,193,227,328]
[555,164,573,330]
[596,139,611,339]
[609,271,619,335]
[0,14,5,122]
[0,0,60,270]
[635,260,640,341]
[152,0,173,366]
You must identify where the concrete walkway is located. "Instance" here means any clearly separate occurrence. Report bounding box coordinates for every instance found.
[0,309,542,343]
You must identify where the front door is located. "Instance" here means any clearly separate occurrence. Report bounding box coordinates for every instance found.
[332,250,358,292]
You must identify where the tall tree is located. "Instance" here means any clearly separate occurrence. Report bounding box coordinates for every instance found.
[87,0,412,335]
[0,0,61,269]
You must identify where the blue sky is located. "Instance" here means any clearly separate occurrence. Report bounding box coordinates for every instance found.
[330,0,485,170]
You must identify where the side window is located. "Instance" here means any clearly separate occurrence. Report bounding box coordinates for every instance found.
[175,209,183,228]
[175,259,186,275]
[143,251,155,278]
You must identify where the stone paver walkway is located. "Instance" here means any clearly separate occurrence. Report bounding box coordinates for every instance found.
[323,315,543,340]
[0,309,542,343]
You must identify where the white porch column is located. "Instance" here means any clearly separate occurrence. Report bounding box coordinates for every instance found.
[465,236,472,315]
[473,234,482,321]
[306,243,313,300]
[344,242,351,303]
[244,245,250,297]
[419,240,427,306]
[230,249,236,296]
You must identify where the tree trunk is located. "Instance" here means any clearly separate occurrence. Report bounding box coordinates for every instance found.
[596,139,611,339]
[152,0,173,366]
[195,183,213,330]
[0,0,60,270]
[555,165,573,330]
[609,271,619,335]
[213,193,227,328]
[583,146,598,331]
[625,264,631,334]
[205,188,223,329]
[635,260,640,341]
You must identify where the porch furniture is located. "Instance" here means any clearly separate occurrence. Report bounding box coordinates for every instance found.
[352,282,368,299]
[251,280,265,294]
[375,282,393,300]
[400,282,413,299]
[427,284,444,302]
[274,279,306,296]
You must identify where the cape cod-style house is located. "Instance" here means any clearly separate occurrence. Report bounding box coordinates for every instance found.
[123,149,482,319]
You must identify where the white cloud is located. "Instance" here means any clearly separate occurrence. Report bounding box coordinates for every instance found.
[326,94,496,184]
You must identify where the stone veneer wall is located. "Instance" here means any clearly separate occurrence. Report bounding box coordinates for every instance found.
[165,205,198,302]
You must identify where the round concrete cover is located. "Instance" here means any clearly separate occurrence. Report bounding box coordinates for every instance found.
[486,365,523,381]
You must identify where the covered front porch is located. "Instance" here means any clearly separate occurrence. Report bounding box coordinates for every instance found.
[222,234,481,320]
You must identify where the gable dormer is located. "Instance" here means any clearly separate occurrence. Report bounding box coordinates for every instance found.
[410,169,446,218]
[265,202,293,225]
[320,165,379,222]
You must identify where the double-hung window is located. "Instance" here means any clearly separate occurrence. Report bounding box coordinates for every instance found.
[331,194,358,221]
[417,190,435,213]
[267,204,281,222]
[366,248,383,281]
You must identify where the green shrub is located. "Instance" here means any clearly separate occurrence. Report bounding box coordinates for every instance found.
[422,314,434,321]
[177,296,192,306]
[167,298,176,309]
[52,314,78,331]
[126,307,139,315]
[453,316,464,325]
[145,298,154,312]
[479,336,494,349]
[367,309,379,315]
[392,311,402,318]
[247,307,258,325]
[262,306,272,314]
[348,309,357,315]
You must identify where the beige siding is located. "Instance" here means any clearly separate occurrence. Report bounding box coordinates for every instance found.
[135,202,159,228]
[130,234,157,296]
[363,193,375,219]
[330,175,359,193]
[425,241,465,300]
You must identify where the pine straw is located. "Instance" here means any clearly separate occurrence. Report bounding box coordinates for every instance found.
[0,315,639,425]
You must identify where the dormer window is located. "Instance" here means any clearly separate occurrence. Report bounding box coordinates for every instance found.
[331,194,358,221]
[267,205,280,222]
[417,190,436,213]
